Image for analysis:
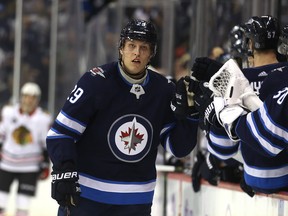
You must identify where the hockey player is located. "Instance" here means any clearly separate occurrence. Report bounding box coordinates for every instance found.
[205,59,288,195]
[190,15,288,195]
[225,23,288,189]
[277,24,288,57]
[228,24,248,69]
[241,15,287,96]
[190,24,249,191]
[190,58,244,192]
[0,82,52,216]
[46,19,198,216]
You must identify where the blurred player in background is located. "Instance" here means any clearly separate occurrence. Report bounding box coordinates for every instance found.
[229,24,248,69]
[0,82,51,216]
[277,24,288,58]
[46,19,198,216]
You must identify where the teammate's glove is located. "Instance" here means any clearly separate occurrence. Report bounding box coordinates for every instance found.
[39,149,50,180]
[200,152,221,186]
[193,82,218,131]
[220,158,243,183]
[209,59,262,141]
[170,76,199,119]
[191,151,205,192]
[51,161,81,207]
[191,57,223,81]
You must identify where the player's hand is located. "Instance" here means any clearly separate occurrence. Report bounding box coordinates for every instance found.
[51,162,81,207]
[200,152,221,186]
[170,76,199,119]
[193,82,218,131]
[191,57,223,81]
[39,165,50,180]
[39,149,50,180]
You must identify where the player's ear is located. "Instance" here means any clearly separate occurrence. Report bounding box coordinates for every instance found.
[119,49,123,55]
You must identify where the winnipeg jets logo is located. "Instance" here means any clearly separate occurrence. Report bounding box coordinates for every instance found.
[120,118,144,153]
[108,114,153,162]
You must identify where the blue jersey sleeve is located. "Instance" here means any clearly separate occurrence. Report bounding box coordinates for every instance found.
[207,125,239,160]
[163,118,199,158]
[236,86,288,157]
[46,71,105,166]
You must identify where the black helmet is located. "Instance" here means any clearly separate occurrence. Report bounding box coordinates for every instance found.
[243,15,280,52]
[119,19,157,56]
[229,24,247,58]
[277,25,288,55]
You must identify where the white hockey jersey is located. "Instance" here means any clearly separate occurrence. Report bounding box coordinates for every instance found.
[0,104,52,172]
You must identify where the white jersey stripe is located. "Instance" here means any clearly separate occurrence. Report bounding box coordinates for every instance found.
[56,111,86,134]
[207,144,236,160]
[79,174,156,193]
[247,112,282,155]
[209,132,237,148]
[244,161,288,178]
[259,105,288,143]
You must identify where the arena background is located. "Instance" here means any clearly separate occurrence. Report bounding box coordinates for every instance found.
[0,0,288,215]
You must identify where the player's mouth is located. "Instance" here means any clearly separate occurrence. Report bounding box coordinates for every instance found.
[132,59,141,64]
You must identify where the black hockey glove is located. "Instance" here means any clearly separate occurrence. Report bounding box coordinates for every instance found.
[170,76,199,119]
[220,158,243,183]
[193,82,218,131]
[51,161,81,207]
[200,152,221,186]
[191,151,205,192]
[191,57,223,81]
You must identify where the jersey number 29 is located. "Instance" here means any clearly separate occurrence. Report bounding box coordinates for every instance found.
[67,85,84,103]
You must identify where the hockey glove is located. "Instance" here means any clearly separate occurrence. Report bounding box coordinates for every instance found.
[39,149,50,180]
[170,76,199,119]
[200,152,221,186]
[209,59,263,141]
[191,57,223,82]
[51,161,81,207]
[193,82,219,131]
[191,151,205,192]
[220,158,243,183]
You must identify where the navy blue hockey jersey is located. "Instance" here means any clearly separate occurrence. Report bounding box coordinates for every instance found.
[208,62,288,193]
[46,62,198,205]
[243,62,288,96]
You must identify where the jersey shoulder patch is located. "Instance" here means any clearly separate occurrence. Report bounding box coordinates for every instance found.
[89,67,105,78]
[88,62,118,79]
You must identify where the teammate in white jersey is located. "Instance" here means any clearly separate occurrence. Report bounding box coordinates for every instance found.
[0,82,52,216]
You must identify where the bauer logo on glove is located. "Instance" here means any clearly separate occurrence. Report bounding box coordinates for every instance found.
[52,171,78,181]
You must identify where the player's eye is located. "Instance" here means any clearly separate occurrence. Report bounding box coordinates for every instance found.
[140,46,148,52]
[128,43,136,49]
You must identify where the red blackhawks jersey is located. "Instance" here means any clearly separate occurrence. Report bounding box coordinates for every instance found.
[0,104,52,172]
